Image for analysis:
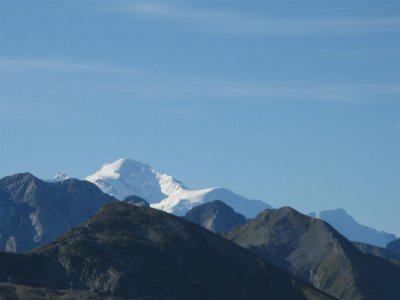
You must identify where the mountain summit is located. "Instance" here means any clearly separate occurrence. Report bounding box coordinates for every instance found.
[86,158,271,217]
[85,158,184,203]
[226,207,400,300]
[47,172,69,182]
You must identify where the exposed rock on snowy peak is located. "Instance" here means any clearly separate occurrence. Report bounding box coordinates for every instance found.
[47,172,69,182]
[85,158,185,203]
[86,158,271,218]
[309,208,396,248]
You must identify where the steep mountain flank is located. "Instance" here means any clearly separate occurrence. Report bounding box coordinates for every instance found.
[353,242,400,265]
[0,202,333,300]
[226,207,400,300]
[0,173,114,252]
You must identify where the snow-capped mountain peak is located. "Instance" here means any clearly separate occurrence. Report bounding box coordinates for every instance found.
[85,158,185,203]
[85,158,271,217]
[47,172,69,182]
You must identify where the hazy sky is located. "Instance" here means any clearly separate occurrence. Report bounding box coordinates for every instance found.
[1,0,399,235]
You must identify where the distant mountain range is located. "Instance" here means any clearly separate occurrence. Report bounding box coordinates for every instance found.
[1,171,399,299]
[0,173,114,252]
[83,158,397,247]
[85,158,271,218]
[1,159,396,256]
[184,201,400,266]
[0,202,333,300]
[309,209,396,247]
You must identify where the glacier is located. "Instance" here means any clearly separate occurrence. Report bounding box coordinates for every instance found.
[85,158,271,218]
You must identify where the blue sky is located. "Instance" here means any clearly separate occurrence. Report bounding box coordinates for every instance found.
[0,0,399,235]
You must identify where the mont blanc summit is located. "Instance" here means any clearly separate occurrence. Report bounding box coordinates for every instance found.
[85,158,271,217]
[85,158,184,203]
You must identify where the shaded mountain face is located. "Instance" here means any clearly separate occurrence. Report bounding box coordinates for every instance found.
[353,242,400,265]
[183,200,247,233]
[123,195,150,207]
[0,173,114,253]
[0,202,333,300]
[86,158,271,218]
[309,209,396,247]
[387,239,400,255]
[226,207,400,300]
